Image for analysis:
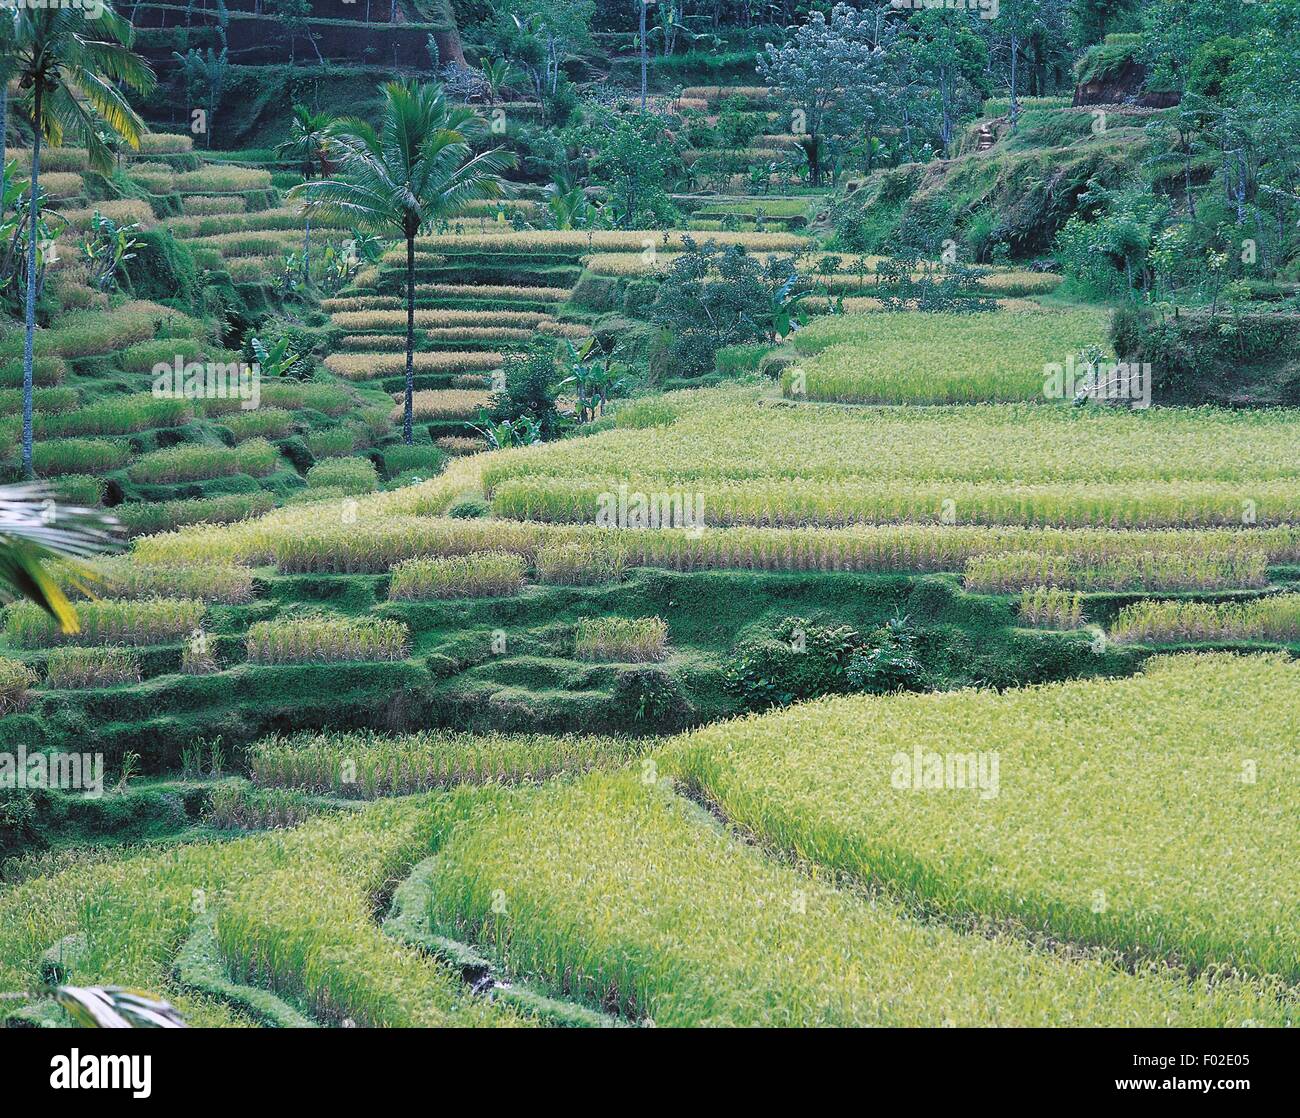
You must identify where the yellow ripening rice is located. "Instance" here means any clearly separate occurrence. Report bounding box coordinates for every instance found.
[393,389,493,421]
[324,351,502,380]
[330,309,549,332]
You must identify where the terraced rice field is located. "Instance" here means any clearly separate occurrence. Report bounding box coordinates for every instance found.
[3,73,1297,1041]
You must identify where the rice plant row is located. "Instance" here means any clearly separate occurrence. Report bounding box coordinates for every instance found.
[574,616,669,662]
[424,770,1292,1026]
[1017,587,1086,629]
[964,548,1268,592]
[85,559,256,604]
[0,800,515,1027]
[783,310,1111,405]
[204,513,1300,593]
[489,475,1300,531]
[244,617,410,664]
[5,598,206,649]
[477,388,1298,488]
[324,351,502,379]
[1110,594,1300,644]
[249,729,642,797]
[388,552,526,600]
[42,646,142,689]
[664,652,1300,985]
[127,438,280,485]
[393,390,492,422]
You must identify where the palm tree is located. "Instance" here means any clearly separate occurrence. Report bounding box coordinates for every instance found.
[9,7,155,479]
[0,481,119,634]
[291,80,515,444]
[275,105,334,283]
[0,11,18,230]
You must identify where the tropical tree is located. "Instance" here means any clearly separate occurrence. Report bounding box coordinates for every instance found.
[291,80,515,443]
[8,7,155,479]
[0,11,16,230]
[276,105,334,281]
[757,4,894,186]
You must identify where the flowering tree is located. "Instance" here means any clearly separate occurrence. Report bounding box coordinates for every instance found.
[757,3,893,186]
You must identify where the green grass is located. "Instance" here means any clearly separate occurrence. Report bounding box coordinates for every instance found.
[425,770,1292,1026]
[666,653,1300,983]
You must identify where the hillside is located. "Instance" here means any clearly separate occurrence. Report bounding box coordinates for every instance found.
[0,0,1297,1057]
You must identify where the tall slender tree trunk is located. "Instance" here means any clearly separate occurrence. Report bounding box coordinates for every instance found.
[640,1,648,112]
[404,234,415,445]
[1009,35,1020,132]
[0,85,7,228]
[303,214,311,283]
[21,84,41,480]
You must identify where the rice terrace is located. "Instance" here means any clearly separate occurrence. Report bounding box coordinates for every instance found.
[0,0,1296,1070]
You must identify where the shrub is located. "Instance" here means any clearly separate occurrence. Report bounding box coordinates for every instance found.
[574,616,669,662]
[381,443,445,478]
[43,646,141,689]
[447,496,491,519]
[388,553,526,600]
[245,616,409,664]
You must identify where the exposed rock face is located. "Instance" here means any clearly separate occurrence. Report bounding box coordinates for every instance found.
[1073,60,1181,108]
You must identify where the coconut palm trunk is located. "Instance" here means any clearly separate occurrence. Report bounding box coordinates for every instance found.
[20,80,41,480]
[0,84,7,226]
[404,233,415,444]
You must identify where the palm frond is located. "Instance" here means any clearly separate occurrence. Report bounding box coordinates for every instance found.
[0,482,120,633]
[55,986,188,1029]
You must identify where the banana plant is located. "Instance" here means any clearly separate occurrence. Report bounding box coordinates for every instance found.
[560,336,627,422]
[766,273,810,340]
[468,411,542,450]
[250,335,306,379]
[481,58,519,103]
